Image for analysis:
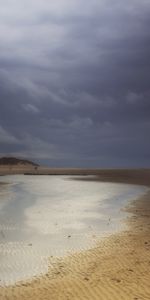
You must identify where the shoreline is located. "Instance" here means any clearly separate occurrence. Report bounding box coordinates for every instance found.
[0,166,150,187]
[0,171,150,299]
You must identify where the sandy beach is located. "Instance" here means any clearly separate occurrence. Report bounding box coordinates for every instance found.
[1,0,150,297]
[0,169,150,300]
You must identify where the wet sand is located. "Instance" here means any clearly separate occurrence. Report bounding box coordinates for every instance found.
[0,170,150,300]
[0,165,150,184]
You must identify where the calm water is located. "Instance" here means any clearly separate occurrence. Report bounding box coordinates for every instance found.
[0,175,148,286]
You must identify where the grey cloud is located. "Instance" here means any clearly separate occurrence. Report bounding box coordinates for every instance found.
[0,126,20,144]
[23,104,40,114]
[0,0,150,167]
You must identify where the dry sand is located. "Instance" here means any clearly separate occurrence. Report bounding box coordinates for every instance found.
[0,169,150,300]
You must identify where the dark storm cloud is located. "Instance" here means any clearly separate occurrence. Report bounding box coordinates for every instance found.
[0,0,150,166]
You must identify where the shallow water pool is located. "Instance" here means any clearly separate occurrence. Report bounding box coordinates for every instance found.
[0,175,148,286]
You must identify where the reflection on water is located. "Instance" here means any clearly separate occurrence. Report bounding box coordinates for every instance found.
[0,175,148,286]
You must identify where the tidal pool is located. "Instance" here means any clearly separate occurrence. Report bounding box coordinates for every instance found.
[0,175,148,286]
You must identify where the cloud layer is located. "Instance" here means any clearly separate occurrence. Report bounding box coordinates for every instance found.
[0,0,150,167]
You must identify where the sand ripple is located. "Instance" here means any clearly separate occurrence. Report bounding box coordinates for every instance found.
[0,191,150,300]
[0,176,150,299]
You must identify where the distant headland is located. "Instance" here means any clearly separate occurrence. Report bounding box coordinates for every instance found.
[0,157,38,167]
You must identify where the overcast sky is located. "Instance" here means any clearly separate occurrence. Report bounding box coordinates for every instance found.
[0,0,150,167]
